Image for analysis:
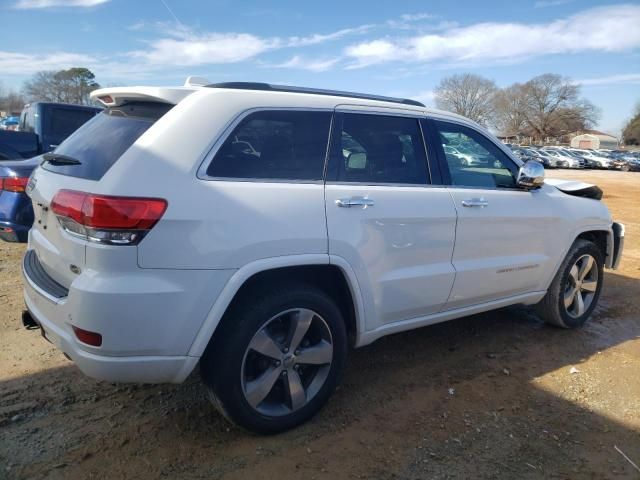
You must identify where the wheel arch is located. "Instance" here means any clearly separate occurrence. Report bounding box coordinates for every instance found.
[575,229,611,267]
[188,255,365,357]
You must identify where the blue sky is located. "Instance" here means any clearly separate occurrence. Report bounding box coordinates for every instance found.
[1,0,639,134]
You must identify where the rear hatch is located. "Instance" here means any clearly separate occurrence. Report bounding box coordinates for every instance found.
[27,102,173,289]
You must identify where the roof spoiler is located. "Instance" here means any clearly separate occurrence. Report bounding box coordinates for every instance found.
[91,86,200,107]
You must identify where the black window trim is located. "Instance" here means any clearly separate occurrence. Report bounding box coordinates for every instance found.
[325,110,434,188]
[197,106,334,184]
[426,117,528,192]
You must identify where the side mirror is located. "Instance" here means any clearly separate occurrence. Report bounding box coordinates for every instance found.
[517,160,545,189]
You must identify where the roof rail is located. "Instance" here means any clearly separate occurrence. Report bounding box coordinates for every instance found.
[206,82,425,108]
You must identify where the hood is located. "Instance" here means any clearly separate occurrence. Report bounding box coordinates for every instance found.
[545,178,602,200]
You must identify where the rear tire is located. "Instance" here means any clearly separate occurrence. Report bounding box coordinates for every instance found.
[535,239,603,328]
[200,283,348,434]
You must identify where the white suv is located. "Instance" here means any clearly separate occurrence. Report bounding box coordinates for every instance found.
[22,80,624,433]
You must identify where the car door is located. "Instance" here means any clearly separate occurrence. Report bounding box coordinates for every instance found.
[324,108,457,332]
[427,117,562,310]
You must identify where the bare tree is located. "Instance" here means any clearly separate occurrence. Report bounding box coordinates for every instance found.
[434,74,498,126]
[0,81,26,116]
[23,68,100,105]
[493,83,528,137]
[519,74,598,141]
[622,101,640,146]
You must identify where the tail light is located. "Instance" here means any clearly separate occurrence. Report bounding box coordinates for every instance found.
[51,190,167,245]
[0,176,29,193]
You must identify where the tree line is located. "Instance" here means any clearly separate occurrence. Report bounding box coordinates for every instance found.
[622,103,640,146]
[0,67,100,115]
[434,73,607,143]
[1,67,639,145]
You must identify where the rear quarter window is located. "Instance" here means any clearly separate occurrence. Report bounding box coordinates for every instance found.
[42,102,172,181]
[206,110,332,181]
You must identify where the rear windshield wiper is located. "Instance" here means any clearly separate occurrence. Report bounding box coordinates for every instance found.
[42,152,82,166]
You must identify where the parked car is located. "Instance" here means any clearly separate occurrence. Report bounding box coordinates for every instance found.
[0,102,100,243]
[512,147,553,167]
[0,102,100,160]
[530,148,567,168]
[541,147,581,168]
[0,157,40,242]
[626,158,640,171]
[569,149,612,169]
[0,116,20,131]
[21,81,624,434]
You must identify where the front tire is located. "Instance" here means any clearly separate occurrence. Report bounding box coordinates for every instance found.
[535,239,604,328]
[200,283,348,434]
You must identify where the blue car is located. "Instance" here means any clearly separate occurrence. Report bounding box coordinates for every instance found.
[0,116,20,130]
[0,157,40,242]
[0,103,100,242]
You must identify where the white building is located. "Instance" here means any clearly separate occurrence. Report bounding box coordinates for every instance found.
[570,130,619,149]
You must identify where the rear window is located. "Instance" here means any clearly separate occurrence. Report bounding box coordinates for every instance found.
[42,102,172,181]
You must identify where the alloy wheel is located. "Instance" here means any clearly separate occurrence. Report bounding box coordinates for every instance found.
[563,254,598,318]
[241,308,333,416]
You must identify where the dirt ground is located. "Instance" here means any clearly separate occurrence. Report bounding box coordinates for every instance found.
[1,169,639,480]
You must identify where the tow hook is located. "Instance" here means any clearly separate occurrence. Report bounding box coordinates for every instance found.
[22,310,39,330]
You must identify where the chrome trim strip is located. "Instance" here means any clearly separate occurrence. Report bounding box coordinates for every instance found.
[334,104,427,118]
[325,181,447,188]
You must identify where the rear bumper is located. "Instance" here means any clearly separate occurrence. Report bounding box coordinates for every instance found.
[24,293,198,383]
[21,247,233,383]
[23,278,199,383]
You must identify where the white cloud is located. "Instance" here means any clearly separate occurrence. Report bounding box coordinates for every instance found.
[129,33,277,66]
[287,24,374,47]
[0,51,96,75]
[271,55,341,72]
[345,4,640,68]
[412,90,436,105]
[128,24,372,68]
[576,73,640,86]
[388,89,435,106]
[399,13,434,22]
[534,0,574,8]
[14,0,108,8]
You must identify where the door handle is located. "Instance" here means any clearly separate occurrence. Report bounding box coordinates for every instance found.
[336,197,375,208]
[461,198,488,208]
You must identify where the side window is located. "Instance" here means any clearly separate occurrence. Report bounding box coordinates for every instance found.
[331,113,429,185]
[434,121,518,189]
[22,107,35,133]
[207,110,331,181]
[19,111,27,131]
